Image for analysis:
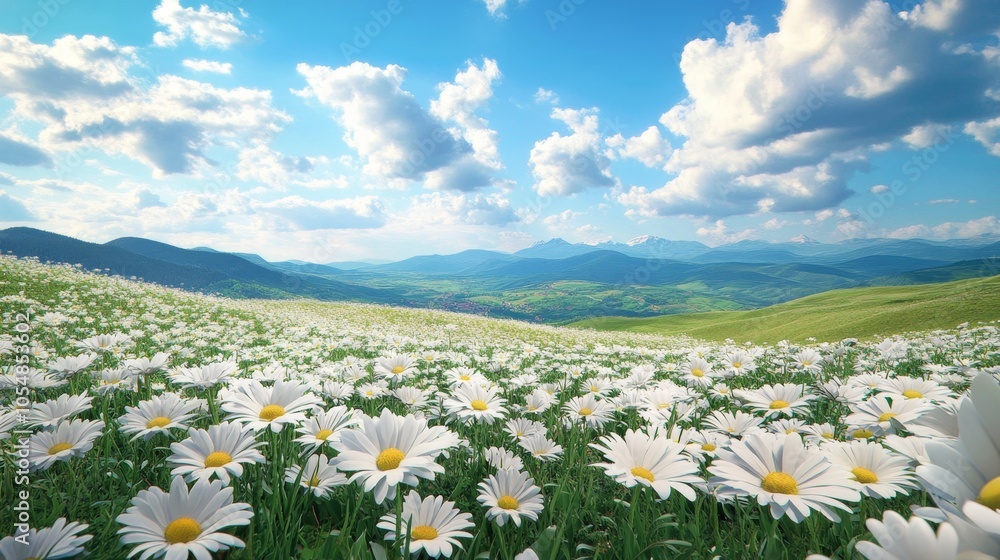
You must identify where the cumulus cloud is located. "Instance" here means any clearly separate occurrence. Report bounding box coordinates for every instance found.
[407,192,518,226]
[296,62,496,191]
[152,0,247,49]
[431,58,503,170]
[181,59,233,74]
[606,126,672,169]
[0,133,51,167]
[542,209,582,230]
[529,107,615,196]
[237,143,329,190]
[0,34,289,177]
[617,0,1000,219]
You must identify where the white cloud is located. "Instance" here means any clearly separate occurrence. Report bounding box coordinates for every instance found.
[763,218,787,230]
[431,59,503,169]
[237,143,329,190]
[152,0,247,49]
[529,107,615,196]
[887,215,1000,239]
[480,0,526,19]
[928,198,961,204]
[296,61,493,191]
[606,126,672,169]
[870,184,890,194]
[181,59,233,74]
[0,34,289,177]
[901,123,953,149]
[542,209,582,230]
[695,219,756,245]
[965,117,1000,156]
[618,0,1000,219]
[534,87,559,105]
[253,195,386,231]
[407,192,518,226]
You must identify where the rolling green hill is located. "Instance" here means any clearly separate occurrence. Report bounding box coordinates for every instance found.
[570,275,1000,344]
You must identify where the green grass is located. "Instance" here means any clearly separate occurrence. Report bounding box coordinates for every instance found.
[571,274,1000,344]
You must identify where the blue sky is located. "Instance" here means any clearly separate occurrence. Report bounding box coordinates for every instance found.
[0,0,998,262]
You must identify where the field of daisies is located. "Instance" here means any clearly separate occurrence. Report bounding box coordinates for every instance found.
[2,255,1000,560]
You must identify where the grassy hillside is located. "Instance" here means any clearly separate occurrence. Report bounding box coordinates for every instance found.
[571,274,1000,343]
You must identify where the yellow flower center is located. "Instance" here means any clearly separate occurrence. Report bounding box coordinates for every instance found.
[497,495,519,510]
[471,400,488,411]
[411,525,438,541]
[164,517,202,544]
[631,466,655,482]
[657,403,671,410]
[902,390,923,399]
[459,375,470,381]
[391,366,405,374]
[761,472,798,495]
[376,447,405,471]
[701,443,717,452]
[309,476,321,487]
[578,407,593,416]
[878,412,897,423]
[204,451,232,468]
[259,404,286,421]
[732,362,742,369]
[821,432,835,439]
[146,416,172,429]
[852,467,879,484]
[691,368,704,378]
[979,477,1000,510]
[591,386,600,392]
[315,429,334,441]
[48,442,72,455]
[770,400,789,410]
[853,429,875,439]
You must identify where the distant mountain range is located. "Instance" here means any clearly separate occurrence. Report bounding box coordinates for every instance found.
[2,227,998,323]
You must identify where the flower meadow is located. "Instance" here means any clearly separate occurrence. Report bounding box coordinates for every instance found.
[2,255,1000,560]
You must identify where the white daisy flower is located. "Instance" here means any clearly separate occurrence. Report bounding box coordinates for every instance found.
[0,518,91,560]
[562,394,613,429]
[285,453,348,498]
[590,428,701,501]
[332,408,458,504]
[855,510,970,560]
[27,392,93,429]
[168,421,266,485]
[118,393,201,441]
[519,433,564,462]
[845,395,935,437]
[168,361,238,389]
[221,379,323,433]
[377,491,474,558]
[293,405,359,451]
[28,419,105,471]
[444,383,508,425]
[484,446,524,471]
[709,432,860,522]
[822,440,918,499]
[477,468,545,527]
[743,383,814,418]
[116,475,253,560]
